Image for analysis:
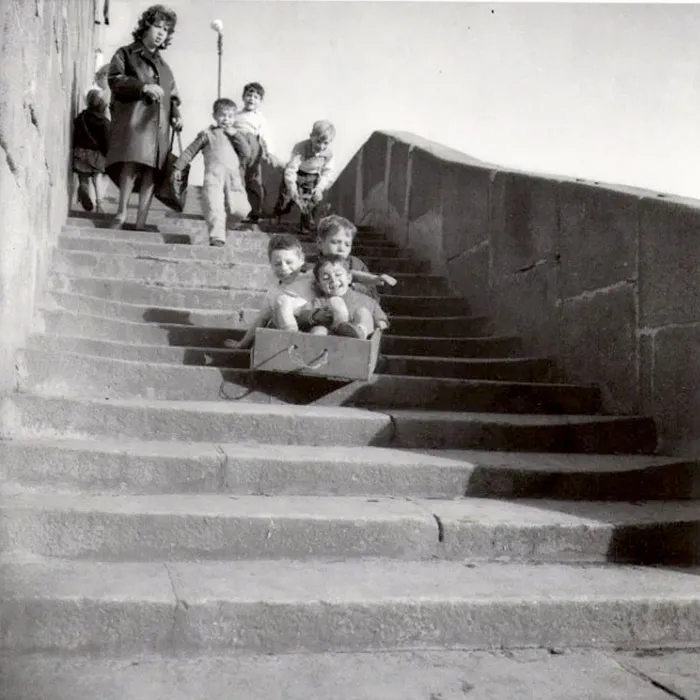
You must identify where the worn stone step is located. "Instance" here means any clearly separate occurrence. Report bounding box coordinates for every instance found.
[1,395,393,445]
[58,234,425,271]
[1,438,694,500]
[1,395,656,452]
[48,275,469,315]
[0,438,474,497]
[36,311,504,360]
[381,355,555,382]
[1,648,680,700]
[2,556,699,652]
[18,348,602,412]
[381,334,522,358]
[48,276,265,312]
[4,491,700,564]
[52,250,448,296]
[65,216,399,248]
[388,410,657,453]
[46,291,491,337]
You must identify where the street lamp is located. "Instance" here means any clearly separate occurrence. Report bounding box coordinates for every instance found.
[210,19,224,99]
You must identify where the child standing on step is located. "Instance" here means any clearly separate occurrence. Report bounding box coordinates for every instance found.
[72,89,111,213]
[311,215,397,300]
[274,120,336,234]
[172,98,244,247]
[230,82,276,225]
[230,233,319,349]
[290,255,389,339]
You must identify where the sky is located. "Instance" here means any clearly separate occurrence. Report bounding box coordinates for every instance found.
[99,1,700,199]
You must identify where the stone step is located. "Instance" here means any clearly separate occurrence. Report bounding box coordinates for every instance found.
[52,250,449,296]
[27,334,549,382]
[18,348,602,412]
[2,395,656,452]
[2,556,699,652]
[45,290,491,337]
[48,275,471,315]
[1,648,681,700]
[388,409,657,453]
[381,355,555,382]
[4,491,700,564]
[37,310,510,359]
[65,216,399,248]
[1,438,694,500]
[58,235,427,272]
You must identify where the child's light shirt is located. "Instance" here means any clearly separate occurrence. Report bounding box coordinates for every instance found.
[284,139,335,193]
[233,109,274,155]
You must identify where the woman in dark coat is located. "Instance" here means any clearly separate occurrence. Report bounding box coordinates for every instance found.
[106,4,183,230]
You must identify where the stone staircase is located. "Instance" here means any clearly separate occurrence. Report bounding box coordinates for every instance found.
[2,200,700,695]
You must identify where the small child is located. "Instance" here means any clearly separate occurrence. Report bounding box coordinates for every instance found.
[274,120,336,234]
[295,255,389,339]
[72,88,110,213]
[232,233,317,349]
[312,214,397,300]
[173,98,244,247]
[230,82,276,224]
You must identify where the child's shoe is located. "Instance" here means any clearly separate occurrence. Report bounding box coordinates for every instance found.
[334,322,368,340]
[210,238,225,247]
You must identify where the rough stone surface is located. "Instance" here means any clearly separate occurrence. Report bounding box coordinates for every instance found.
[0,649,680,700]
[558,183,639,299]
[0,0,94,396]
[557,283,638,413]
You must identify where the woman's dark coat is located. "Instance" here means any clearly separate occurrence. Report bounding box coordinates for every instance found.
[105,41,180,183]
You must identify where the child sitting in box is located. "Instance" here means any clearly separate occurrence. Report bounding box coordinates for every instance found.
[284,255,389,340]
[230,233,318,349]
[306,215,397,300]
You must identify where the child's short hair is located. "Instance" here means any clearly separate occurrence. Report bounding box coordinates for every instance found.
[313,254,349,281]
[311,120,336,141]
[316,215,357,242]
[213,97,237,114]
[86,88,108,113]
[242,82,265,100]
[267,233,303,260]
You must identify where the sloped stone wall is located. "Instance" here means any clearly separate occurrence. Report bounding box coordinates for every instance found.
[0,0,95,395]
[329,130,700,456]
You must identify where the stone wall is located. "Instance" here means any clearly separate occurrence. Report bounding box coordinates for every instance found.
[0,0,95,396]
[328,130,700,455]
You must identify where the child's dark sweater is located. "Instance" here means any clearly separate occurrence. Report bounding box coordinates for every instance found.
[73,110,110,156]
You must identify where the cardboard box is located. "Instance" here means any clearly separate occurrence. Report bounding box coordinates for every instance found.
[251,328,382,381]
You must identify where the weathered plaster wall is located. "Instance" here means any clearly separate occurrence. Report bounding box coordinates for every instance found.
[328,130,700,455]
[0,0,95,396]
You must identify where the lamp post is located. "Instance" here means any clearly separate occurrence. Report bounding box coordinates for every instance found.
[210,19,224,99]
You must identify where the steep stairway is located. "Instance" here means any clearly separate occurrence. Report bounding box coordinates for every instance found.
[1,197,700,694]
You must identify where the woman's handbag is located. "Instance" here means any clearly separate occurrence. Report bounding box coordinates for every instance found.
[155,130,189,212]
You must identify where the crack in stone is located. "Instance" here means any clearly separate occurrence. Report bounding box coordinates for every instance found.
[432,513,445,543]
[613,656,688,699]
[0,133,19,177]
[215,444,229,492]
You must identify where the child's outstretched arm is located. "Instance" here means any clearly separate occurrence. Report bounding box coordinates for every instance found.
[173,130,208,173]
[312,152,336,202]
[283,144,304,204]
[351,269,398,287]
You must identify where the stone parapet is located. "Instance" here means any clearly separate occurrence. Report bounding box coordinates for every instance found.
[328,130,700,454]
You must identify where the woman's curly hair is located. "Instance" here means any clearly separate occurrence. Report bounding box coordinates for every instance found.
[132,4,177,50]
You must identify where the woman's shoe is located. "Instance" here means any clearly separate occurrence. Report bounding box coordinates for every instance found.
[109,217,126,230]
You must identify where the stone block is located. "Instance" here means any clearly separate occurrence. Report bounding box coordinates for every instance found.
[490,172,559,279]
[329,151,359,220]
[557,283,639,413]
[639,197,700,327]
[558,182,639,299]
[407,147,444,224]
[446,243,491,315]
[408,210,445,277]
[361,132,389,202]
[491,263,561,358]
[641,325,700,453]
[387,138,410,217]
[442,162,492,260]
